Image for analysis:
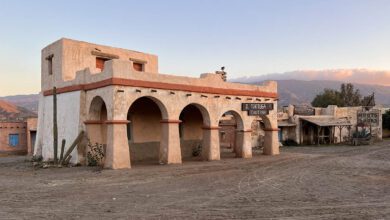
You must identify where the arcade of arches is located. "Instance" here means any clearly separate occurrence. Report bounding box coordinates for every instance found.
[85,95,279,169]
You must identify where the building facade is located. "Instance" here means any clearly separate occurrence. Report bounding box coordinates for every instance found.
[0,118,37,155]
[34,38,279,169]
[278,105,383,145]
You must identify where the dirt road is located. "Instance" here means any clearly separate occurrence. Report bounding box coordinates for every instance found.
[1,141,389,219]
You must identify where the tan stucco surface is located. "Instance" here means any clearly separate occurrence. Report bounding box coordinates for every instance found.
[35,38,280,169]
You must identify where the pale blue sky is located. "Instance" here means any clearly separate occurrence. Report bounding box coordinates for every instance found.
[1,0,390,96]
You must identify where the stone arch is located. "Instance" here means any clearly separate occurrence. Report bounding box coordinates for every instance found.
[218,110,248,158]
[178,103,211,161]
[126,96,168,165]
[85,96,108,166]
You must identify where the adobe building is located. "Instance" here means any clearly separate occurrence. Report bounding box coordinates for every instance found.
[34,38,279,169]
[0,118,37,155]
[278,105,383,145]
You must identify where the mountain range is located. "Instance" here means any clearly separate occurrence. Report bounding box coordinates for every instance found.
[233,69,390,86]
[232,69,390,107]
[0,94,40,113]
[0,99,37,122]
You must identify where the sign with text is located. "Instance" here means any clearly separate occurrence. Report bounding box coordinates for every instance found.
[357,110,380,126]
[242,103,273,116]
[248,109,269,116]
[241,103,274,111]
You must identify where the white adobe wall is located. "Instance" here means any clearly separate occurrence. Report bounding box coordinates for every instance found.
[34,91,82,163]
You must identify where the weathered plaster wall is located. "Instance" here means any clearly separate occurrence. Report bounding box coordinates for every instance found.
[129,141,160,162]
[128,140,201,163]
[180,105,203,140]
[128,98,162,143]
[37,91,82,163]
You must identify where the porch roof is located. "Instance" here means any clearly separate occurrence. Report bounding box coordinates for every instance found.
[301,117,352,127]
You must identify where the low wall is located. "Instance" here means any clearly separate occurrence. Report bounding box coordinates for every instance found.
[128,139,202,162]
[180,140,202,159]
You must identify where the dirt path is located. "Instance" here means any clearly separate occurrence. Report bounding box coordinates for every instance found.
[1,141,389,219]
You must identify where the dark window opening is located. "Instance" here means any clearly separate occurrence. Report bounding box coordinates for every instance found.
[46,55,54,75]
[96,57,110,71]
[133,62,144,72]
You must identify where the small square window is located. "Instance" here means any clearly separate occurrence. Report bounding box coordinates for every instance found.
[133,62,144,72]
[9,134,19,147]
[96,57,110,71]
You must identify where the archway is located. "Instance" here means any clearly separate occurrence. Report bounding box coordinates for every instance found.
[179,104,210,161]
[218,111,244,159]
[127,97,166,165]
[86,96,108,166]
[250,118,265,155]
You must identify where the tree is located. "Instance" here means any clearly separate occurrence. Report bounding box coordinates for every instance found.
[361,92,376,108]
[339,83,362,107]
[311,89,343,107]
[311,83,375,107]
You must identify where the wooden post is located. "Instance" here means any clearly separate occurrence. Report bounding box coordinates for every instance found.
[53,87,58,164]
[339,126,342,144]
[60,131,84,165]
[64,155,72,165]
[317,126,320,145]
[59,139,66,162]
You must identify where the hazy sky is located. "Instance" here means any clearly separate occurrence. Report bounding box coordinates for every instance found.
[1,0,390,96]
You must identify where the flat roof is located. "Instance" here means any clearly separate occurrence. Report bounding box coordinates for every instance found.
[278,121,296,127]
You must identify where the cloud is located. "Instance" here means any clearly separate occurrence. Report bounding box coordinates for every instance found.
[232,69,390,86]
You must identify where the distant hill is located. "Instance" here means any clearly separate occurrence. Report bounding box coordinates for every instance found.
[0,94,39,113]
[237,79,390,107]
[0,100,37,122]
[232,69,390,107]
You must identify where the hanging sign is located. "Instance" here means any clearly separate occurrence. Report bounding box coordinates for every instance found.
[242,103,273,116]
[247,109,269,116]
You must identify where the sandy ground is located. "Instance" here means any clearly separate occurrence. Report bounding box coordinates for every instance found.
[1,141,389,220]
